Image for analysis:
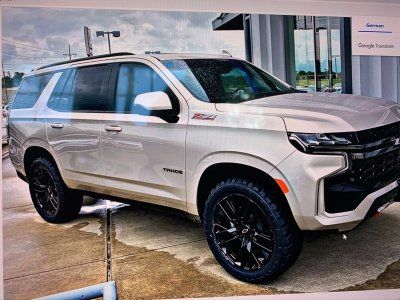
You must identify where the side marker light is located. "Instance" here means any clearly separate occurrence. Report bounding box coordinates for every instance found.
[275,179,289,194]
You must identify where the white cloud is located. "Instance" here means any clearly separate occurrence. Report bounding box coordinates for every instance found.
[3,8,245,74]
[142,23,154,31]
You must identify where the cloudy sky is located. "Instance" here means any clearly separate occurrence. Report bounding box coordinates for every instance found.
[2,7,245,74]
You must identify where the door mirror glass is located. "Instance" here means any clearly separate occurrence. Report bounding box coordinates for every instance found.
[134,91,173,111]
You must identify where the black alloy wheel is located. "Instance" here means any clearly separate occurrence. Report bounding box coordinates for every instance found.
[31,165,60,218]
[28,157,83,223]
[204,178,303,283]
[213,194,274,271]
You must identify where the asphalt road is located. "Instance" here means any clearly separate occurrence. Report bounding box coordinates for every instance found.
[2,154,400,299]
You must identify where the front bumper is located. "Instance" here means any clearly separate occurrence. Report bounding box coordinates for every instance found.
[316,179,399,231]
[269,150,400,231]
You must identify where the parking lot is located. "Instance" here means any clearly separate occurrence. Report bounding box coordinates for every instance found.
[2,152,400,299]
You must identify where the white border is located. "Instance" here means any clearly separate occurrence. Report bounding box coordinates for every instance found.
[0,0,400,17]
[0,6,4,300]
[1,1,400,299]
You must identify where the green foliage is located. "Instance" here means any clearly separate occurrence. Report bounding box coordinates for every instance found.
[2,72,24,88]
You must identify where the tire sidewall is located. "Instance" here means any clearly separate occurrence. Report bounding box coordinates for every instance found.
[27,158,83,223]
[28,158,67,223]
[204,181,285,282]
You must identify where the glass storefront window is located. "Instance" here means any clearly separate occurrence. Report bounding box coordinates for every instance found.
[294,16,342,93]
[294,17,315,92]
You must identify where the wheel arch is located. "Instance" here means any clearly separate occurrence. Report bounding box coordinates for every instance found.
[23,146,62,180]
[193,160,296,225]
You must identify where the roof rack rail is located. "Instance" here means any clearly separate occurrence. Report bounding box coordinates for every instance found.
[36,52,134,70]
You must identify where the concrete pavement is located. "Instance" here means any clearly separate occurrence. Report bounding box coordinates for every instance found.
[2,154,400,299]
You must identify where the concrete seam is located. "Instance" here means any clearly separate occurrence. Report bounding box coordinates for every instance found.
[109,238,206,262]
[4,259,105,281]
[106,201,112,282]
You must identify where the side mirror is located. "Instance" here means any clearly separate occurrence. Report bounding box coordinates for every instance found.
[134,91,173,111]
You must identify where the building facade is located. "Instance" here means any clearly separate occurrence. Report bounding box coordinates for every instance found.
[212,14,400,104]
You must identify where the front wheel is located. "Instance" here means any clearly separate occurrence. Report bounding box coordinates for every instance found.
[28,157,83,223]
[203,178,303,283]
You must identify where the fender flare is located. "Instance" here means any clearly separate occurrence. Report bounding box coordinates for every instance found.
[187,151,277,216]
[21,138,66,181]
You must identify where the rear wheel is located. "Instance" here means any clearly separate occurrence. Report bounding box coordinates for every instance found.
[28,157,82,223]
[204,178,303,283]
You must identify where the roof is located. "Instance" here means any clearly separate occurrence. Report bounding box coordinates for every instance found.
[36,52,134,70]
[148,53,235,60]
[32,52,237,75]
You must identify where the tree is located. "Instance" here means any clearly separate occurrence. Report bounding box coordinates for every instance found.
[12,72,24,87]
[298,70,307,76]
[2,72,24,88]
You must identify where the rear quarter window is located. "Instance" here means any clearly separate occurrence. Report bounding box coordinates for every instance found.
[12,73,54,109]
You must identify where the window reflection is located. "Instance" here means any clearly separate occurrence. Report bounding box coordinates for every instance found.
[115,63,172,113]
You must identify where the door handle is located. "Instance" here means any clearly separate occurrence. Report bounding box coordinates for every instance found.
[104,125,122,132]
[50,123,64,129]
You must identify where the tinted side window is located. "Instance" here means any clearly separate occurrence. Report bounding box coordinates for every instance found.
[115,63,178,113]
[47,65,110,112]
[13,73,53,109]
[71,65,109,111]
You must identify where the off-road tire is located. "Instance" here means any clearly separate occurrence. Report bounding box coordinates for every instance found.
[28,157,83,223]
[203,177,303,283]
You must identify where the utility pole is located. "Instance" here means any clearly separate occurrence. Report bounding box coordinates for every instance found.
[63,44,77,61]
[1,62,9,104]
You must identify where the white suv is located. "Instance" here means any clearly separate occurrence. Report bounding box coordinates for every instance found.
[9,52,400,282]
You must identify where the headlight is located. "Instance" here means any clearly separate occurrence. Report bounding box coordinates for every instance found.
[288,132,359,153]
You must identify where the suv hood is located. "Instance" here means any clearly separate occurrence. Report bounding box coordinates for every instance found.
[215,93,400,133]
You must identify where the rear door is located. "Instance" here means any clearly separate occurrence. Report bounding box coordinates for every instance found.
[100,59,189,210]
[46,63,112,190]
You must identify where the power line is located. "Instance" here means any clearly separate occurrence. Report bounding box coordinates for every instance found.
[2,43,61,57]
[3,61,46,66]
[2,52,60,61]
[2,38,55,52]
[2,43,50,54]
[3,65,36,69]
[2,49,62,61]
[3,57,60,63]
[3,41,86,58]
[2,38,55,53]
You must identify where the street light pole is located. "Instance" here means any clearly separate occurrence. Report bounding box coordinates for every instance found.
[107,33,111,54]
[96,30,120,54]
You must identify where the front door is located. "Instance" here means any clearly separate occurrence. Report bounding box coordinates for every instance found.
[101,60,188,210]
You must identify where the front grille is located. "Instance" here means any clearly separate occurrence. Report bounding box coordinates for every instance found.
[350,148,400,188]
[350,121,400,188]
[324,121,400,214]
[357,121,400,144]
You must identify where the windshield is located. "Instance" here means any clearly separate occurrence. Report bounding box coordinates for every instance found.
[162,59,294,103]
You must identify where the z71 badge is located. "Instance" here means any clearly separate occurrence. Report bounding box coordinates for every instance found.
[192,113,217,120]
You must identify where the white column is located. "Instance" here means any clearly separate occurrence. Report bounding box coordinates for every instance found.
[250,15,288,82]
[352,55,400,104]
